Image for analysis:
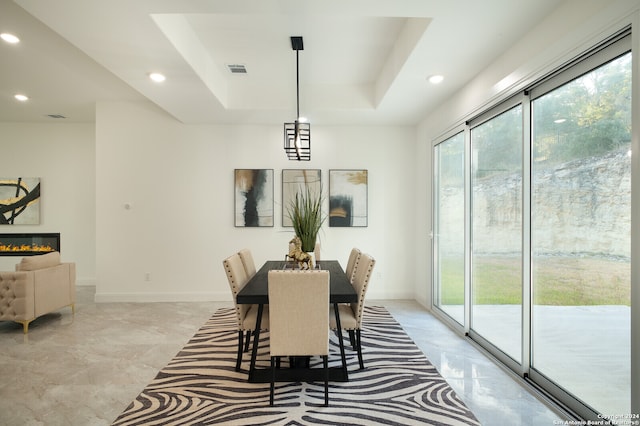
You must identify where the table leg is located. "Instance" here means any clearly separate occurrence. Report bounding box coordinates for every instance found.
[249,303,264,378]
[333,302,349,379]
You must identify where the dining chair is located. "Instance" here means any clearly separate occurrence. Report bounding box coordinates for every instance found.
[238,248,256,278]
[330,253,375,370]
[223,253,269,372]
[345,247,361,283]
[268,269,330,406]
[314,242,321,267]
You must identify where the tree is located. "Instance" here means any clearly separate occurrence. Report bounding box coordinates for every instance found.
[533,52,631,165]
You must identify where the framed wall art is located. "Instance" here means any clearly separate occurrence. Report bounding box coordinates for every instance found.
[329,169,368,227]
[234,169,274,227]
[281,169,321,227]
[0,177,41,225]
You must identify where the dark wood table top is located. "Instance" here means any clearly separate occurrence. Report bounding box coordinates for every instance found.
[236,260,357,305]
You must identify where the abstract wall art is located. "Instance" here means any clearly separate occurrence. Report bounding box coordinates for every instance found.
[234,169,274,227]
[329,170,368,227]
[282,169,321,227]
[0,177,41,225]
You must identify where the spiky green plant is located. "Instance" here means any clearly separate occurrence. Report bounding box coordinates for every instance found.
[287,187,325,252]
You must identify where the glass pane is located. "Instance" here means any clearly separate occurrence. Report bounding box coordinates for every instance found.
[434,133,465,324]
[531,52,631,415]
[471,106,523,362]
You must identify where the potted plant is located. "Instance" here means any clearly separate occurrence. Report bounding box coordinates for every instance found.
[286,186,325,253]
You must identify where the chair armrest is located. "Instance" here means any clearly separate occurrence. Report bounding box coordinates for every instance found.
[32,263,75,317]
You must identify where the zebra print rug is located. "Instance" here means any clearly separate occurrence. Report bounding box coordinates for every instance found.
[112,306,480,425]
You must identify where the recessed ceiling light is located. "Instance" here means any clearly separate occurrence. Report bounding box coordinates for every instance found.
[149,72,166,83]
[1,33,20,44]
[428,75,444,85]
[14,94,29,101]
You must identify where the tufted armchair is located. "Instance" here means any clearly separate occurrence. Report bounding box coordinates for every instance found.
[0,251,76,333]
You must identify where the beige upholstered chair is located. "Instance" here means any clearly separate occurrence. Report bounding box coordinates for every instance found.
[223,253,269,371]
[330,253,375,369]
[314,242,321,266]
[238,248,256,278]
[268,269,330,406]
[345,248,361,283]
[0,251,75,333]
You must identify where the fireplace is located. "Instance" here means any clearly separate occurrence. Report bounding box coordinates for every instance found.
[0,233,60,256]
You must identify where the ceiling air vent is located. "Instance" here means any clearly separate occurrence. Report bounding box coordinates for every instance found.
[46,114,66,119]
[227,64,247,74]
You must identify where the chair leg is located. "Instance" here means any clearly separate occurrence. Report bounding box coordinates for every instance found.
[243,330,251,352]
[270,356,276,406]
[356,329,364,370]
[348,329,356,350]
[323,355,329,406]
[18,320,31,334]
[235,330,244,372]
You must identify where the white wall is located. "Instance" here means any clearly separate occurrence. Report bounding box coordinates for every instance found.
[94,100,415,302]
[0,123,96,283]
[414,0,640,309]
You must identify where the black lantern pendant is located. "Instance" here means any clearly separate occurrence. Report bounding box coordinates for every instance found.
[284,36,311,161]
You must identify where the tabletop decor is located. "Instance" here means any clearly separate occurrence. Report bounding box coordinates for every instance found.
[282,169,321,227]
[286,236,314,269]
[286,185,324,253]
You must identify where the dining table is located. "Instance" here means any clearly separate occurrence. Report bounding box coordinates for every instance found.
[236,259,358,383]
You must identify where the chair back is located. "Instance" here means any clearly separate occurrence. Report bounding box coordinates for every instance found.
[351,253,375,327]
[238,248,256,278]
[268,270,330,357]
[345,248,361,283]
[314,242,321,264]
[223,253,250,328]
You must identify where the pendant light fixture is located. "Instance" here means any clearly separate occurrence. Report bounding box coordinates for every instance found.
[284,36,311,161]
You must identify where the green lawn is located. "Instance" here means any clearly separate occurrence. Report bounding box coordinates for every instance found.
[438,256,630,306]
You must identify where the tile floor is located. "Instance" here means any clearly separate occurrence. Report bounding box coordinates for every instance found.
[0,287,566,425]
[382,300,566,425]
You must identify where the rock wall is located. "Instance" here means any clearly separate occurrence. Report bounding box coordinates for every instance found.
[439,149,630,258]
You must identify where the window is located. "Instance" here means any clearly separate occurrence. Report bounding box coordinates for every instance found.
[470,105,523,363]
[433,132,465,324]
[530,50,631,416]
[431,32,632,420]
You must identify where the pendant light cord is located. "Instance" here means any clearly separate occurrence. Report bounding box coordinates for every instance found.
[296,49,300,121]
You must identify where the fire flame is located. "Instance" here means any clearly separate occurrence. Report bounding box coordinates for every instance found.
[0,244,54,252]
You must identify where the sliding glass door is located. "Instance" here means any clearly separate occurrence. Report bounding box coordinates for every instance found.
[433,132,465,324]
[470,105,523,363]
[530,49,631,416]
[431,32,632,419]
